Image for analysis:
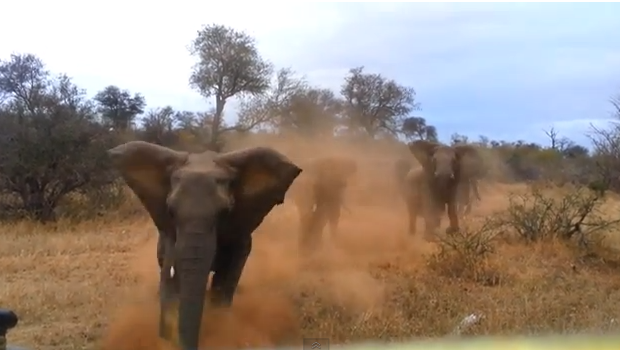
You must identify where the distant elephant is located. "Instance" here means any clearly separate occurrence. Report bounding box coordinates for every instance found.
[288,155,358,249]
[108,141,302,350]
[395,140,483,239]
[395,157,480,217]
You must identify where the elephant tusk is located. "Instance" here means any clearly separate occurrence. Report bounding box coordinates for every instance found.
[170,266,175,278]
[312,204,317,213]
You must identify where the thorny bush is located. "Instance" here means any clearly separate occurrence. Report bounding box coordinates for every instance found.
[493,181,620,247]
[427,219,502,286]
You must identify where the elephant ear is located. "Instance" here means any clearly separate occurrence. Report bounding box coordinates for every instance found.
[214,147,302,234]
[408,140,440,171]
[108,141,188,229]
[454,144,484,178]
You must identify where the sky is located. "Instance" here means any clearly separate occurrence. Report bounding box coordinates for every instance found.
[2,2,620,147]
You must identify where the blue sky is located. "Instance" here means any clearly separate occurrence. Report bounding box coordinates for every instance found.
[2,2,619,147]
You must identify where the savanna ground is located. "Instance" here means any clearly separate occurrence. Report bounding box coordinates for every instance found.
[2,137,620,350]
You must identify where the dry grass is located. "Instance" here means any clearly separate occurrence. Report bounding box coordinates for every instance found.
[3,138,620,350]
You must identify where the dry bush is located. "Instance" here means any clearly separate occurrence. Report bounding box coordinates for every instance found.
[55,183,127,221]
[492,182,620,248]
[427,219,502,286]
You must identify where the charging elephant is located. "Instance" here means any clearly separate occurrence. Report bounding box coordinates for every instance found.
[395,157,479,217]
[108,141,302,350]
[395,141,483,239]
[288,155,358,249]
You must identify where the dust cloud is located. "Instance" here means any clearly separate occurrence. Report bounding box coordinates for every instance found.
[99,135,488,350]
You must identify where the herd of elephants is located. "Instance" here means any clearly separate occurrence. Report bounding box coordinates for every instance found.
[105,139,485,350]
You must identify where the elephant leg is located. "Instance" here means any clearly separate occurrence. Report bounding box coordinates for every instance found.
[299,210,318,251]
[423,212,440,241]
[462,196,471,215]
[446,200,460,234]
[209,237,252,307]
[471,180,481,211]
[463,204,471,216]
[305,204,329,250]
[299,208,315,250]
[457,182,470,216]
[423,200,441,241]
[327,203,341,238]
[406,197,417,236]
[462,193,472,216]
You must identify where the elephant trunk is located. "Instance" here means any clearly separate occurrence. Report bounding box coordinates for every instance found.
[432,174,457,203]
[169,227,216,350]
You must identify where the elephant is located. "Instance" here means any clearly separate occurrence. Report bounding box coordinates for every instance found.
[394,140,483,239]
[287,155,358,249]
[396,157,482,216]
[107,141,302,350]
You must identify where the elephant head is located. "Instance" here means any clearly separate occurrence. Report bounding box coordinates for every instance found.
[108,141,302,350]
[306,155,358,193]
[408,140,482,193]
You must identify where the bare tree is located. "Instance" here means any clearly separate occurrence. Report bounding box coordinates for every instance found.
[141,106,178,146]
[543,127,572,152]
[236,67,307,132]
[236,67,345,137]
[340,66,419,138]
[189,24,273,151]
[588,122,620,192]
[611,94,620,118]
[93,85,145,130]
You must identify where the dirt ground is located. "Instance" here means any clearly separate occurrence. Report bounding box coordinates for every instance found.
[2,138,620,350]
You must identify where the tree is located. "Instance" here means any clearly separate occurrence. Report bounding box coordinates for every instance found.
[236,68,307,133]
[141,106,178,147]
[0,53,117,222]
[188,24,273,151]
[562,144,589,158]
[401,116,437,141]
[278,87,343,137]
[543,127,573,153]
[340,66,419,138]
[93,85,145,131]
[589,120,620,192]
[236,68,343,137]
